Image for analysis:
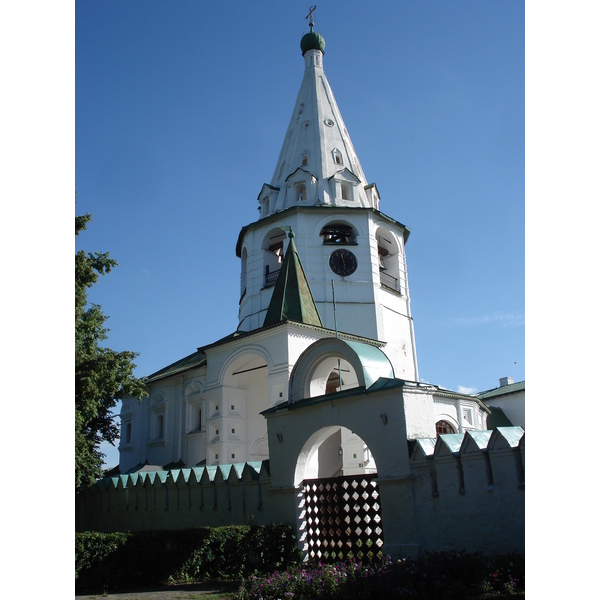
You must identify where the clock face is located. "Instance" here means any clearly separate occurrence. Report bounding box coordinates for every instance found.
[329,249,358,277]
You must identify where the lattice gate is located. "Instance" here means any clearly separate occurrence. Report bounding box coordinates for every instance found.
[302,473,384,562]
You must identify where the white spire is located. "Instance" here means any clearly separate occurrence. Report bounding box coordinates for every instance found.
[257,31,380,218]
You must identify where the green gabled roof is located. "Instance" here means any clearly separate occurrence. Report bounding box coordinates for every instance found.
[263,232,323,328]
[477,380,525,399]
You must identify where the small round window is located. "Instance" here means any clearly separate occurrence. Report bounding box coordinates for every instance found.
[324,119,334,127]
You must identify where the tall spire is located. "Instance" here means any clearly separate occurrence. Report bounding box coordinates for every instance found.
[262,232,323,328]
[258,19,380,216]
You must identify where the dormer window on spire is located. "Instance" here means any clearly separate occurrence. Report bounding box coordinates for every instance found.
[333,149,343,166]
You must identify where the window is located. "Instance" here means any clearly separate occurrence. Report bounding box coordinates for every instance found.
[263,230,285,288]
[463,408,473,425]
[341,182,351,200]
[125,423,132,444]
[149,393,167,444]
[333,149,343,165]
[302,154,309,166]
[377,229,401,293]
[296,182,306,202]
[436,420,455,435]
[320,223,356,245]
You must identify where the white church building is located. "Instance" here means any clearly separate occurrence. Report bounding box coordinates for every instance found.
[118,23,503,476]
[82,19,524,558]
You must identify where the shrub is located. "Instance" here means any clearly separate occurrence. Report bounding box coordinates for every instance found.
[236,551,525,600]
[75,524,301,594]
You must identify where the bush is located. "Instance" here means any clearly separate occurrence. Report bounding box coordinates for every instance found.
[237,551,525,600]
[75,524,301,594]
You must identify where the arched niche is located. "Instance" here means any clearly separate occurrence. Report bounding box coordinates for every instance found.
[376,226,402,292]
[262,227,287,288]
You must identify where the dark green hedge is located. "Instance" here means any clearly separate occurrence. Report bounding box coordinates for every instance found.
[75,524,301,594]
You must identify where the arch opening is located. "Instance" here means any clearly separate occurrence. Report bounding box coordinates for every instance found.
[294,426,377,487]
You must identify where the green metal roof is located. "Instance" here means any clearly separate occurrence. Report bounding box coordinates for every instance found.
[343,341,395,388]
[477,380,525,399]
[437,433,465,456]
[262,377,429,416]
[409,438,437,458]
[145,350,207,383]
[467,430,493,450]
[263,232,323,328]
[495,426,524,448]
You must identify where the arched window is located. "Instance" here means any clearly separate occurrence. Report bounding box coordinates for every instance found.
[332,149,343,165]
[296,182,306,202]
[320,223,357,245]
[125,422,132,444]
[436,420,456,435]
[263,229,286,288]
[376,227,402,293]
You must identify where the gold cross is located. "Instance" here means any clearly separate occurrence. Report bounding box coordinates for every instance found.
[306,5,317,28]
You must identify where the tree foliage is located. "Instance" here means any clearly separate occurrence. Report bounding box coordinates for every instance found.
[75,213,147,489]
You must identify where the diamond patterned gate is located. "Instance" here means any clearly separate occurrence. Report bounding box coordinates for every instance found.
[302,473,384,562]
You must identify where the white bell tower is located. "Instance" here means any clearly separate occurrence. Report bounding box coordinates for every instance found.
[235,19,419,382]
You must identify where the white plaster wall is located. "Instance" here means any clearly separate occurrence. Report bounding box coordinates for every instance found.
[237,210,412,353]
[403,388,437,439]
[485,390,525,428]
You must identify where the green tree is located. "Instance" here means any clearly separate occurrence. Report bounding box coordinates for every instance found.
[75,213,147,489]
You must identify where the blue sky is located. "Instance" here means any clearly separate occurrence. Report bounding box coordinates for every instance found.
[74,1,525,468]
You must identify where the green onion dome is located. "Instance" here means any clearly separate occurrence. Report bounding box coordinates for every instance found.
[300,28,325,55]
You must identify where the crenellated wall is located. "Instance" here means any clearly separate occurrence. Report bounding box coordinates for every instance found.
[77,428,524,556]
[76,461,274,533]
[409,427,525,554]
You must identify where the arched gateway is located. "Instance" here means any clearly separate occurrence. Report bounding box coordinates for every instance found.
[262,337,420,560]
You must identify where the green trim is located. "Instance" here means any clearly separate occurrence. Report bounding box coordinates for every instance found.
[477,380,525,399]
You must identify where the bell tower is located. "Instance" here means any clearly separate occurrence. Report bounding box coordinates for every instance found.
[235,17,419,382]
